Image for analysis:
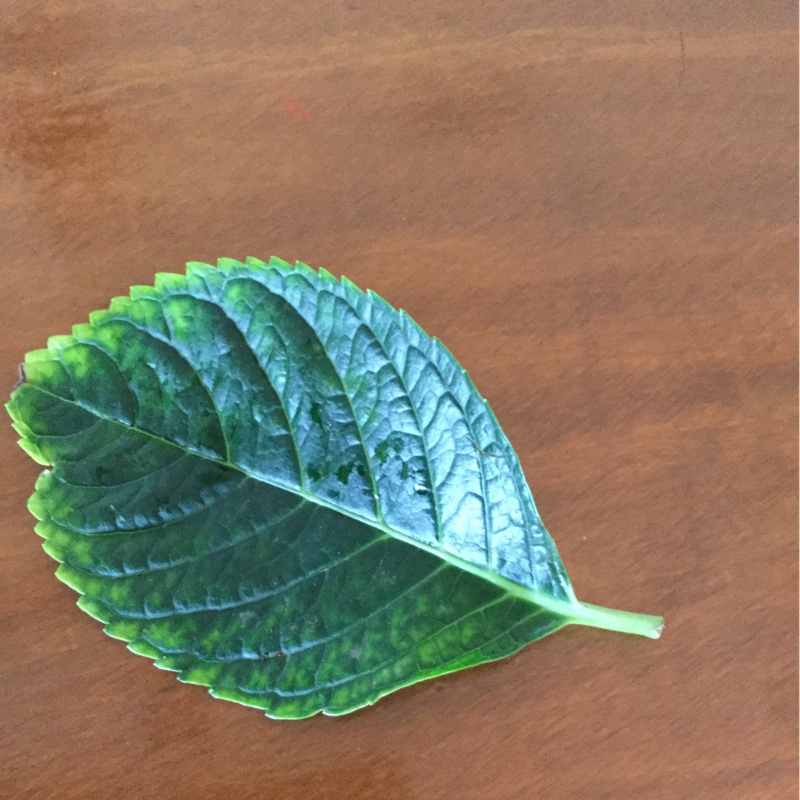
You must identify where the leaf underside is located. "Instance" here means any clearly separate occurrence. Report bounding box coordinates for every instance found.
[7,257,660,719]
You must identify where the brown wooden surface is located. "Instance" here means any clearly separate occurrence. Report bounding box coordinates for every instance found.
[1,3,797,799]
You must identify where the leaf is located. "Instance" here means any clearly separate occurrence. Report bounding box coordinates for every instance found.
[7,257,663,719]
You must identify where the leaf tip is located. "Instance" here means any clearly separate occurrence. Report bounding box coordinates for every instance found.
[12,362,26,392]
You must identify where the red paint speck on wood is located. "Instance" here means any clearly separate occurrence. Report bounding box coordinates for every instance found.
[281,97,314,120]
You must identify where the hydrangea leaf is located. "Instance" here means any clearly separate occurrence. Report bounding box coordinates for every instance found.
[7,257,662,719]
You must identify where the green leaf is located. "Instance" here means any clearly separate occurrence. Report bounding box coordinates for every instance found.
[7,257,663,719]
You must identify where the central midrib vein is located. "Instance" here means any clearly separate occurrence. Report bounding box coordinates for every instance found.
[21,382,665,637]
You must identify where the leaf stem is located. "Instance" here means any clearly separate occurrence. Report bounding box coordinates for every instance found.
[568,602,664,639]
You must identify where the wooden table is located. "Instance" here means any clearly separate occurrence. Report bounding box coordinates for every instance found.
[1,4,796,798]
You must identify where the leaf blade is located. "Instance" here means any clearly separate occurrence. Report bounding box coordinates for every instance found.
[7,258,661,718]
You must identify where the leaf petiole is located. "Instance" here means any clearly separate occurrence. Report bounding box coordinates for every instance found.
[567,602,664,639]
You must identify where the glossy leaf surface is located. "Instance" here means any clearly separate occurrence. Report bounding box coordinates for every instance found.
[7,258,662,718]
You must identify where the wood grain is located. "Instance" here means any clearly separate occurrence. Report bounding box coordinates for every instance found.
[1,3,796,798]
